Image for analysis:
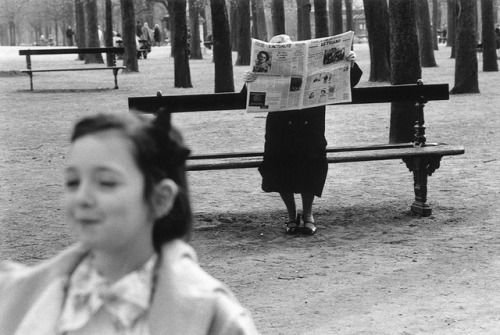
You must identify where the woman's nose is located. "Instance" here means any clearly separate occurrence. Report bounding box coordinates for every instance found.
[73,182,95,207]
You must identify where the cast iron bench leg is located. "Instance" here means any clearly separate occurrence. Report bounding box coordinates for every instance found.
[28,72,33,91]
[404,156,442,217]
[113,68,119,89]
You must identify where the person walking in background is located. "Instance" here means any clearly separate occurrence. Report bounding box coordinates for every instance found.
[154,24,161,46]
[136,19,143,38]
[48,34,55,46]
[66,26,75,46]
[244,34,362,236]
[141,22,153,43]
[38,34,48,46]
[495,26,500,50]
[98,25,105,47]
[441,25,447,44]
[0,112,259,334]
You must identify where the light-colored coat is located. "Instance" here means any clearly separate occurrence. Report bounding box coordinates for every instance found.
[0,240,259,335]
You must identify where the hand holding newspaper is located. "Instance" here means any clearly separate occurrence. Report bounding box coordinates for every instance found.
[246,31,354,113]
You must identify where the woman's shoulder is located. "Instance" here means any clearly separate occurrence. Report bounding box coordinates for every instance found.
[160,240,227,292]
[0,245,88,290]
[155,240,259,334]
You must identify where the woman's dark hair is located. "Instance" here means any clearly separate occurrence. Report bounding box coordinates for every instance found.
[70,111,192,252]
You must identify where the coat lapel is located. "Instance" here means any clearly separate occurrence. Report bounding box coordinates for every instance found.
[149,240,222,335]
[0,244,88,335]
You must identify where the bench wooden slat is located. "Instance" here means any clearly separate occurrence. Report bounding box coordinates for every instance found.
[21,67,125,73]
[128,83,449,113]
[19,47,124,55]
[188,143,444,160]
[186,145,465,171]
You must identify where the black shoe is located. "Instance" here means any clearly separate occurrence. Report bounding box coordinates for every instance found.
[302,219,317,235]
[285,214,300,235]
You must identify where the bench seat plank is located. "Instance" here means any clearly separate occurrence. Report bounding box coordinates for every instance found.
[186,144,465,171]
[22,67,126,73]
[188,143,443,160]
[19,47,124,55]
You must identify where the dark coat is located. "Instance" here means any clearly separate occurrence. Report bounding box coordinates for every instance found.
[258,62,363,196]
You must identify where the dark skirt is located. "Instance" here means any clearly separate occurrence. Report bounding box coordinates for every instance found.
[258,106,328,197]
[255,62,363,197]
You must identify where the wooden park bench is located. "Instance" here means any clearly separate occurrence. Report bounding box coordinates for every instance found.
[19,47,125,90]
[128,81,465,217]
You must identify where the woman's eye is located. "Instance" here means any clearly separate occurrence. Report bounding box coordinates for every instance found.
[65,179,79,189]
[99,180,117,187]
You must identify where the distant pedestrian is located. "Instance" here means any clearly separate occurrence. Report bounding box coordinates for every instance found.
[98,25,105,47]
[154,24,161,46]
[441,26,447,44]
[66,26,74,46]
[495,27,500,49]
[136,20,143,38]
[38,35,48,46]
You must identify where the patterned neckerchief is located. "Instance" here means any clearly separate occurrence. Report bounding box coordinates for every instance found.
[58,253,158,333]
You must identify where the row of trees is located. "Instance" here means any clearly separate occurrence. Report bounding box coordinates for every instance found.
[119,0,492,144]
[1,0,496,143]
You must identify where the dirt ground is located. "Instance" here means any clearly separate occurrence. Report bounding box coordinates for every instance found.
[1,44,499,334]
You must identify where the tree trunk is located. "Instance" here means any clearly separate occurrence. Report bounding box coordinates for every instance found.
[172,0,193,88]
[389,0,422,144]
[55,21,60,46]
[189,0,203,59]
[271,0,286,35]
[432,0,439,50]
[235,0,251,65]
[167,3,175,57]
[481,0,498,71]
[447,0,456,57]
[251,0,259,39]
[105,0,114,66]
[84,0,104,64]
[450,0,479,94]
[416,0,437,67]
[314,0,329,38]
[229,0,238,51]
[75,0,86,60]
[296,0,311,41]
[8,21,16,46]
[345,0,353,32]
[252,0,268,41]
[145,0,155,27]
[330,0,343,35]
[210,0,234,92]
[363,0,391,82]
[121,0,138,72]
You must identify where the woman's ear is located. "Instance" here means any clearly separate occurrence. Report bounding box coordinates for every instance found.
[152,179,179,219]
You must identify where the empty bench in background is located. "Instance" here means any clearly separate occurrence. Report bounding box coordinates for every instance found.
[128,81,465,217]
[19,47,125,90]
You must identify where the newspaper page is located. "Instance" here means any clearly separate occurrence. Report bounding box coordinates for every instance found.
[246,31,354,113]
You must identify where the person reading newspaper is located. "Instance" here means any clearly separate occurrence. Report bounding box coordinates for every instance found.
[243,34,362,235]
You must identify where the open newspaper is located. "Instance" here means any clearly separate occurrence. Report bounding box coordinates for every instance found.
[246,31,354,113]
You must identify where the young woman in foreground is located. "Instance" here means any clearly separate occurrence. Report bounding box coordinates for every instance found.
[0,112,258,335]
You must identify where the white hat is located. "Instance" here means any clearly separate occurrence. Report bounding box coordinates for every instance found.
[269,34,292,43]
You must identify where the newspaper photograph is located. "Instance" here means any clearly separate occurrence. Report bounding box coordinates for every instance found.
[246,31,354,113]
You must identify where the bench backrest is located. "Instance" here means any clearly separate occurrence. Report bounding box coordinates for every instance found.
[128,82,449,114]
[19,47,124,56]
